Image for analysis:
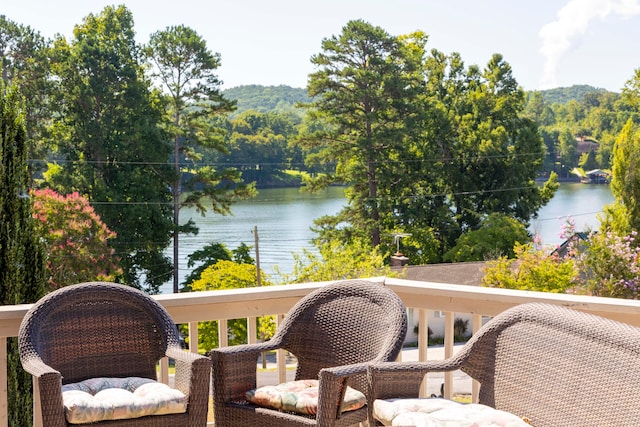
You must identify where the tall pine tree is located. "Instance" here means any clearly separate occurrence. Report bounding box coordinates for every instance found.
[0,82,46,426]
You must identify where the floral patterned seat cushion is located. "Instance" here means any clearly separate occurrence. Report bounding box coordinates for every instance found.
[373,398,533,427]
[61,377,187,424]
[245,379,366,415]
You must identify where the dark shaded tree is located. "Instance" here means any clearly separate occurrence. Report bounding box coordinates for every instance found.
[0,15,52,181]
[0,83,46,426]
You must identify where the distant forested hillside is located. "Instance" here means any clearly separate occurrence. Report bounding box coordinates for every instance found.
[537,84,611,104]
[224,84,611,114]
[223,85,310,116]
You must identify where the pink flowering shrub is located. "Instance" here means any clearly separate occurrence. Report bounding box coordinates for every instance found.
[32,189,122,290]
[484,214,640,299]
[575,230,640,299]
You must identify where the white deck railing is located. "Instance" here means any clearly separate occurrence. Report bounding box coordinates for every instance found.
[2,277,640,426]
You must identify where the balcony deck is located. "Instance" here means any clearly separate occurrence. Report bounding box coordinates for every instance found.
[2,276,640,426]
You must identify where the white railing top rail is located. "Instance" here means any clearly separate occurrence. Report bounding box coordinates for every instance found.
[384,277,640,326]
[3,277,640,336]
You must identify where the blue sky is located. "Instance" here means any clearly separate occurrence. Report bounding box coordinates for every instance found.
[4,0,640,92]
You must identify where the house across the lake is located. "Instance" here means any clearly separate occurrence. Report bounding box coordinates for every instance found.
[581,169,610,184]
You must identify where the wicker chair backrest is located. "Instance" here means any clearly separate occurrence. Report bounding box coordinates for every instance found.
[275,280,407,391]
[460,303,640,426]
[19,282,180,384]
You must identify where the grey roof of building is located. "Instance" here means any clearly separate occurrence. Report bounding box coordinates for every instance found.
[392,261,487,287]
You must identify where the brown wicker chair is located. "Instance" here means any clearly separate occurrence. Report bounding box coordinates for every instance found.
[368,302,640,427]
[18,281,210,427]
[210,279,408,427]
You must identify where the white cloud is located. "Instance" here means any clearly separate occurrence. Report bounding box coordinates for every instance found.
[539,0,640,89]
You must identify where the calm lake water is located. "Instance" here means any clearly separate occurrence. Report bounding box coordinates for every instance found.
[160,183,614,293]
[161,186,346,292]
[530,182,614,246]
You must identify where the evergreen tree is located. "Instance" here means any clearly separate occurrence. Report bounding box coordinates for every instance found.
[0,16,52,180]
[145,24,255,293]
[303,23,555,262]
[0,83,46,426]
[303,20,422,248]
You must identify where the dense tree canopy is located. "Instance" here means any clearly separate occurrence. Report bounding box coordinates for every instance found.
[302,20,555,263]
[223,84,310,117]
[0,15,52,179]
[45,5,174,293]
[222,110,302,186]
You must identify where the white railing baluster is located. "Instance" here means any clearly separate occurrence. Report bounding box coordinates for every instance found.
[418,308,429,398]
[443,311,454,399]
[188,321,199,353]
[218,319,228,348]
[471,314,483,403]
[248,317,257,345]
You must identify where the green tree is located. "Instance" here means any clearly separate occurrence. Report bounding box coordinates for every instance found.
[0,83,46,426]
[303,20,421,248]
[482,243,577,293]
[190,260,270,353]
[433,54,556,238]
[182,241,253,291]
[222,84,310,117]
[621,68,640,112]
[603,120,640,234]
[46,5,174,293]
[145,24,255,293]
[32,189,121,290]
[285,239,394,283]
[223,110,300,186]
[578,149,598,171]
[557,127,577,176]
[443,213,531,262]
[523,91,555,126]
[0,15,52,180]
[303,23,555,264]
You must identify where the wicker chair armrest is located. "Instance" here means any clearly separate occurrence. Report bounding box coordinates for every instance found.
[368,360,463,400]
[315,363,369,424]
[210,341,282,402]
[21,359,66,427]
[21,356,61,379]
[167,346,210,425]
[167,346,210,396]
[319,362,369,381]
